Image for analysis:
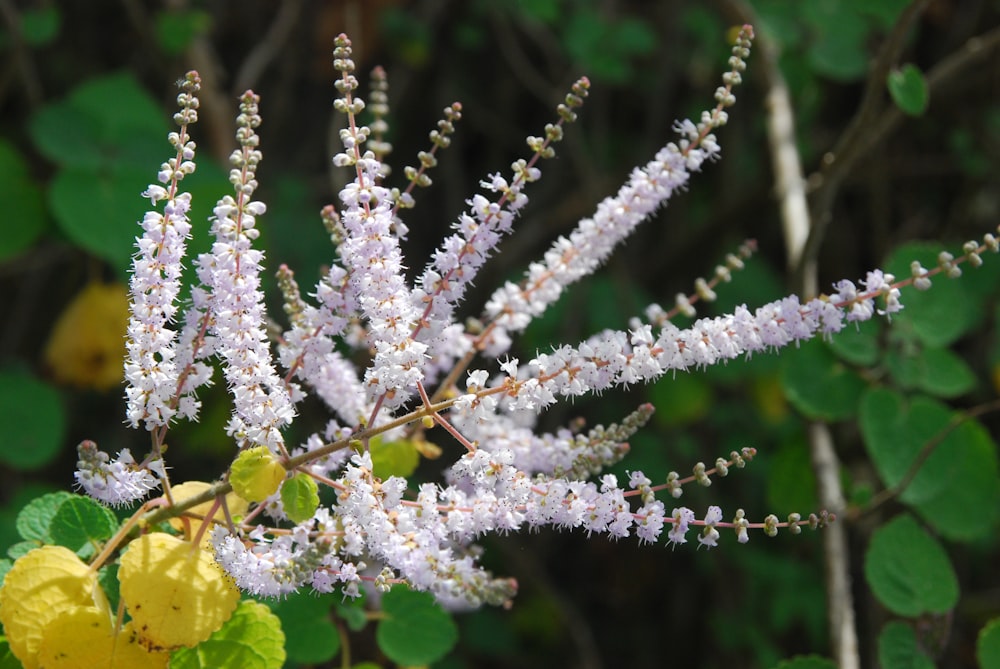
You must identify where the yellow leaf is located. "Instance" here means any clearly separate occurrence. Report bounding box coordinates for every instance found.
[0,545,109,669]
[36,606,170,669]
[118,532,240,650]
[230,445,286,502]
[167,480,249,546]
[43,282,128,391]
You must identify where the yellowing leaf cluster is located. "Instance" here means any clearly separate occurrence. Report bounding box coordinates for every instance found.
[0,545,167,669]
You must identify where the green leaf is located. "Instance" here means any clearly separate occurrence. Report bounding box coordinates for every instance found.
[377,588,458,665]
[515,0,561,23]
[29,72,167,170]
[280,473,320,524]
[884,243,986,347]
[802,2,870,81]
[886,346,976,398]
[170,599,286,669]
[826,317,880,366]
[6,541,38,563]
[0,558,12,588]
[49,495,118,554]
[154,9,212,54]
[864,514,959,616]
[0,371,65,470]
[98,563,120,613]
[648,373,712,427]
[859,388,1000,540]
[19,6,60,45]
[370,437,420,479]
[15,491,73,543]
[766,438,818,514]
[780,338,865,420]
[977,617,1000,669]
[0,639,21,669]
[48,166,150,270]
[268,592,340,665]
[887,64,929,116]
[335,594,369,632]
[878,621,935,669]
[771,655,837,669]
[0,139,47,262]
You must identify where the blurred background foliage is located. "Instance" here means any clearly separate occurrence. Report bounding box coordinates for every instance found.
[1,1,999,667]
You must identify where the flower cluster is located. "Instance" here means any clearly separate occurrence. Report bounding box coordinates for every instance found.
[75,25,998,610]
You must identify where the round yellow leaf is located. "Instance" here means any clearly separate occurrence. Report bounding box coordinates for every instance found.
[36,606,170,669]
[230,445,286,502]
[43,282,128,391]
[167,481,249,546]
[0,545,109,669]
[118,532,240,650]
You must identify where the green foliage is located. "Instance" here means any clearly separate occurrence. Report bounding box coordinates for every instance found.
[771,655,837,669]
[0,372,64,470]
[48,495,118,558]
[860,388,1000,540]
[884,243,999,347]
[978,618,1000,669]
[370,437,420,479]
[884,345,976,398]
[376,588,458,665]
[154,9,212,55]
[29,73,167,270]
[0,140,46,262]
[878,621,935,669]
[864,514,959,617]
[10,492,119,564]
[14,6,60,46]
[780,338,866,421]
[14,492,74,547]
[170,599,286,669]
[280,473,320,524]
[268,592,341,665]
[887,64,929,116]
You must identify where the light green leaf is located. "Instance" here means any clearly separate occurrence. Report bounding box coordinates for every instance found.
[280,473,320,524]
[170,600,285,669]
[864,514,959,616]
[49,495,118,555]
[377,588,458,665]
[15,491,73,544]
[370,437,420,479]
